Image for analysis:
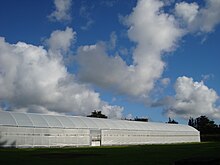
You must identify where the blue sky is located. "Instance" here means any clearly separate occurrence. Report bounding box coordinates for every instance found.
[0,0,220,124]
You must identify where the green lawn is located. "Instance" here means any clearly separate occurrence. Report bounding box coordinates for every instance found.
[0,142,220,165]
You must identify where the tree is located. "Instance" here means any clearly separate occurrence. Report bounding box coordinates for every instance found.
[188,116,218,134]
[123,116,148,122]
[188,116,220,141]
[87,110,107,119]
[134,117,148,122]
[167,117,178,124]
[188,117,194,127]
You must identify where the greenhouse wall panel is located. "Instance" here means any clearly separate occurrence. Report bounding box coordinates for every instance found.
[0,111,200,148]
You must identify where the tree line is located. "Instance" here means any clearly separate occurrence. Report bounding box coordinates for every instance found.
[87,110,148,122]
[188,116,220,141]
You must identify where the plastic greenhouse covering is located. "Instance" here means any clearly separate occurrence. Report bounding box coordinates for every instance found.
[0,111,200,147]
[0,111,197,132]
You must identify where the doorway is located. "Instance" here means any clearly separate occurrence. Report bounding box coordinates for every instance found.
[90,129,101,146]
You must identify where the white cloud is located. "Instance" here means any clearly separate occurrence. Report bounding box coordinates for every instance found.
[175,0,220,33]
[126,0,182,52]
[77,43,135,94]
[76,0,183,97]
[175,2,199,25]
[48,0,72,22]
[0,28,123,118]
[101,103,123,119]
[164,76,220,119]
[46,27,76,54]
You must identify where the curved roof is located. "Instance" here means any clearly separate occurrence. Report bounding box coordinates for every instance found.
[0,111,198,132]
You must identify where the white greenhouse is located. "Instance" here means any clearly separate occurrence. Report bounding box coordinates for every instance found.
[0,111,200,148]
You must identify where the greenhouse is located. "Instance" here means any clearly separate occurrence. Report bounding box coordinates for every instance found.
[0,111,200,148]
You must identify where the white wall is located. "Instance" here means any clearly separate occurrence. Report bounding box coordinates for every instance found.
[0,126,200,148]
[0,126,90,147]
[101,129,200,146]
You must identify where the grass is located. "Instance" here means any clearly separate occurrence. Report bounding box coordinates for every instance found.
[0,142,220,165]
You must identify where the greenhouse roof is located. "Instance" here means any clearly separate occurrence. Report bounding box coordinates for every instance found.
[0,111,198,132]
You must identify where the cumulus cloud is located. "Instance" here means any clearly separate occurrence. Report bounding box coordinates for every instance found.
[46,27,76,54]
[175,2,199,25]
[164,76,220,119]
[0,28,123,118]
[175,0,220,33]
[48,0,72,22]
[77,0,183,97]
[77,43,134,94]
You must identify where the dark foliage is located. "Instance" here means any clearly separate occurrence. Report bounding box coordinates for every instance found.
[87,110,107,119]
[167,117,178,124]
[188,116,219,134]
[123,117,148,122]
[188,116,220,141]
[134,117,148,122]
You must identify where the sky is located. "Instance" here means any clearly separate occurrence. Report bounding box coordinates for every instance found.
[0,0,220,124]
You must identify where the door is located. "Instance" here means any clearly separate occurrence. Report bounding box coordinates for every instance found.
[90,129,101,146]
